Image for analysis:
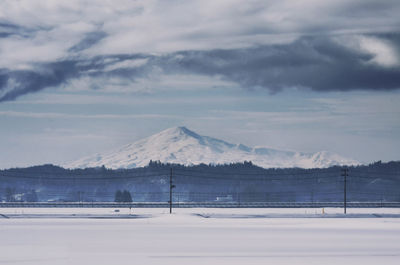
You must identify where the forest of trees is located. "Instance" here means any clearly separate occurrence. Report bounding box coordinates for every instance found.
[114,190,132,202]
[0,160,399,203]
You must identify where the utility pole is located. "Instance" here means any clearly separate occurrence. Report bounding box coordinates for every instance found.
[237,179,241,207]
[341,167,348,214]
[169,168,176,214]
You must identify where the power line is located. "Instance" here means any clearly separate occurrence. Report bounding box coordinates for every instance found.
[172,173,342,181]
[0,173,168,180]
[350,170,400,176]
[174,167,340,176]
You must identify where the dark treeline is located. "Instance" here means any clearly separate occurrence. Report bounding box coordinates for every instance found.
[0,160,399,203]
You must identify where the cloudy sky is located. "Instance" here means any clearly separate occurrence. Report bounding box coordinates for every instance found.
[0,0,400,168]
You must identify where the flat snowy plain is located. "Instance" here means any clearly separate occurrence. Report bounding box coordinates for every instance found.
[1,208,400,265]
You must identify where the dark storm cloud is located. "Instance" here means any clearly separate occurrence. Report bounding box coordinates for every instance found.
[68,31,108,52]
[0,21,51,39]
[0,72,9,87]
[0,55,153,102]
[1,35,400,102]
[163,35,400,92]
[0,61,80,102]
[0,22,20,31]
[1,0,400,102]
[0,22,27,38]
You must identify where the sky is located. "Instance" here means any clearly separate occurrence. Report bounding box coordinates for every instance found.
[0,0,400,169]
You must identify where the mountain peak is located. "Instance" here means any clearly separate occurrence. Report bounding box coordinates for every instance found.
[151,126,203,143]
[64,127,359,169]
[160,126,196,136]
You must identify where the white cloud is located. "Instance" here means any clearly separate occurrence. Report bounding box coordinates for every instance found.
[335,35,399,68]
[1,0,400,69]
[358,36,399,67]
[103,58,149,71]
[0,110,180,120]
[0,78,19,98]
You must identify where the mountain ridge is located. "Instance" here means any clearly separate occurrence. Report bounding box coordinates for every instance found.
[64,126,359,169]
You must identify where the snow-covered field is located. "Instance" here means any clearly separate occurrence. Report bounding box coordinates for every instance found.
[1,208,400,265]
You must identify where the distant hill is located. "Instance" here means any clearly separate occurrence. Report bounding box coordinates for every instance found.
[64,126,358,169]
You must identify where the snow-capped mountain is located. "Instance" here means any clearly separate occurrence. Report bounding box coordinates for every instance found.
[64,126,358,169]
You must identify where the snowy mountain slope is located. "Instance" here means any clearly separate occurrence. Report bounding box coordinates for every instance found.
[64,127,358,169]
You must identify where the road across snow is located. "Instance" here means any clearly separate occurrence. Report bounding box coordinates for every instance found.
[1,208,400,265]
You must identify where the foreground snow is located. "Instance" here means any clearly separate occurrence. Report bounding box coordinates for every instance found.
[1,207,400,218]
[1,208,400,265]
